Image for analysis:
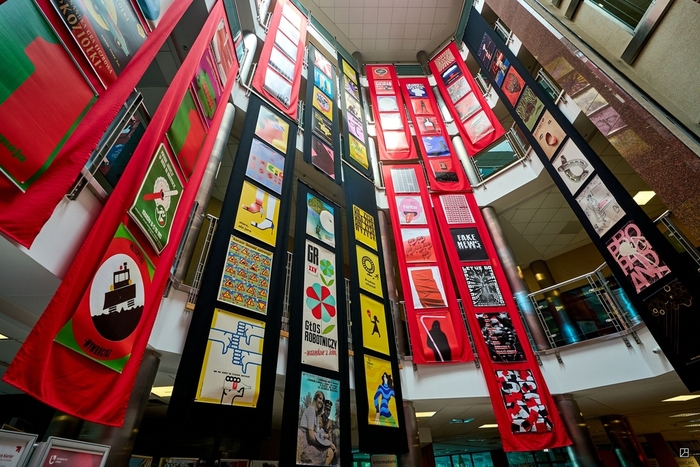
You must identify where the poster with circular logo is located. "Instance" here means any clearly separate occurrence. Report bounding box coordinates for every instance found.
[54,224,155,372]
[313,86,333,120]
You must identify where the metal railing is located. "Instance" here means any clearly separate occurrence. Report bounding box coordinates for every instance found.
[185,214,218,309]
[535,68,566,104]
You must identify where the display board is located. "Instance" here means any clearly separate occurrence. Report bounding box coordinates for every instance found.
[337,58,373,180]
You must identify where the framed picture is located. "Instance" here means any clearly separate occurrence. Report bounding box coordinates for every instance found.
[28,437,109,467]
[0,428,36,467]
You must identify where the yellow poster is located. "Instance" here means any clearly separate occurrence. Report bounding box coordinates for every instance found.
[365,355,399,427]
[349,135,369,169]
[235,181,280,247]
[312,86,333,120]
[343,60,357,83]
[360,294,390,355]
[353,205,378,251]
[356,245,383,298]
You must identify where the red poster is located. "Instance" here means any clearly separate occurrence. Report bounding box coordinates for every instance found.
[251,0,307,118]
[41,447,105,466]
[429,42,505,157]
[382,165,472,364]
[3,1,238,426]
[366,65,416,161]
[431,191,571,451]
[399,77,470,192]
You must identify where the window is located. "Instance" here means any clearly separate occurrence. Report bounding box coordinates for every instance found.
[589,0,653,29]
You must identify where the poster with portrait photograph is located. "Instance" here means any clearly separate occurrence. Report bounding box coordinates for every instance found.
[411,98,433,115]
[408,266,448,309]
[275,32,298,60]
[502,67,525,106]
[454,93,480,122]
[211,18,236,86]
[421,136,450,157]
[440,194,474,224]
[348,135,369,169]
[515,87,545,130]
[464,111,495,144]
[451,228,489,261]
[415,116,440,134]
[416,311,460,363]
[377,96,399,112]
[552,139,592,194]
[360,294,390,355]
[311,137,335,179]
[297,372,340,465]
[269,47,295,81]
[235,182,281,246]
[263,69,293,107]
[429,159,459,182]
[477,33,496,66]
[191,49,223,127]
[496,370,553,433]
[217,235,272,314]
[246,139,285,194]
[314,69,333,98]
[489,51,510,86]
[364,355,399,427]
[462,265,505,307]
[379,113,403,131]
[575,175,625,237]
[476,312,526,362]
[395,195,427,225]
[447,77,470,103]
[346,112,365,141]
[311,110,333,145]
[313,87,333,120]
[306,193,335,248]
[356,245,383,298]
[401,228,436,263]
[533,111,566,159]
[256,106,290,153]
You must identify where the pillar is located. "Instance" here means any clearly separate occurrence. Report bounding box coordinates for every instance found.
[399,401,422,467]
[600,415,650,467]
[489,449,510,467]
[530,260,583,344]
[43,413,83,440]
[79,349,161,467]
[644,433,678,466]
[420,443,436,467]
[481,206,550,350]
[416,50,430,76]
[451,136,481,186]
[553,394,604,466]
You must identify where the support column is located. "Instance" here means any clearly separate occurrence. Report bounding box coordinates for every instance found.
[378,210,408,357]
[398,401,422,467]
[530,260,583,345]
[553,394,604,466]
[416,50,430,76]
[481,206,550,350]
[644,433,678,466]
[451,136,480,186]
[600,415,650,467]
[79,349,161,467]
[489,449,510,467]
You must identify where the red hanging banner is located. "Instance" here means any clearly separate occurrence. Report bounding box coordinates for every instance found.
[382,165,472,365]
[429,42,505,157]
[365,65,416,161]
[251,0,307,119]
[398,76,470,192]
[3,1,238,427]
[431,191,571,451]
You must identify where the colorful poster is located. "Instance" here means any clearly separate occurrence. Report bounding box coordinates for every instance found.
[440,194,474,224]
[306,194,335,247]
[311,137,335,179]
[315,54,333,77]
[195,308,265,407]
[345,79,359,101]
[374,79,394,95]
[462,265,505,307]
[411,98,434,115]
[346,112,365,141]
[552,139,592,194]
[515,87,545,130]
[489,51,510,86]
[345,93,362,118]
[401,229,436,263]
[166,89,206,179]
[364,355,399,427]
[342,61,357,83]
[606,222,671,294]
[128,144,184,254]
[217,235,272,314]
[441,63,462,87]
[451,228,489,261]
[54,224,154,372]
[502,68,525,106]
[255,106,290,154]
[447,77,470,103]
[360,294,390,355]
[422,136,451,157]
[533,111,566,159]
[235,181,281,246]
[476,313,526,362]
[313,86,333,120]
[415,116,441,134]
[301,241,339,371]
[477,33,496,66]
[407,266,447,309]
[246,139,285,194]
[395,196,427,225]
[356,245,383,298]
[297,372,340,465]
[0,0,95,191]
[211,19,236,86]
[428,159,459,183]
[192,49,224,127]
[454,93,480,122]
[496,370,554,433]
[575,175,625,237]
[135,0,176,30]
[405,83,428,98]
[348,135,369,169]
[352,205,378,251]
[416,311,461,363]
[314,70,333,98]
[311,110,333,145]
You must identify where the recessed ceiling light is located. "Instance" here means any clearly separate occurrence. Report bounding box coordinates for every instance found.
[479,424,498,428]
[415,411,437,418]
[151,386,174,397]
[685,424,700,427]
[663,395,700,402]
[449,418,475,424]
[670,413,700,417]
[0,334,8,339]
[633,191,655,205]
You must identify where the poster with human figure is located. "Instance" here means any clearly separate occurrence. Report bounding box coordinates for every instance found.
[364,355,399,428]
[360,294,390,355]
[195,308,265,407]
[297,372,340,466]
[476,312,526,362]
[415,311,460,363]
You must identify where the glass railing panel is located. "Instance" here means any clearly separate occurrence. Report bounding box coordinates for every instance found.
[471,138,518,179]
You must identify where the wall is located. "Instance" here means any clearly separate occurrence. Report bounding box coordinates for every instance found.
[520,241,605,292]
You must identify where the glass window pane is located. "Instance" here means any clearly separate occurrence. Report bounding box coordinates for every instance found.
[589,0,653,29]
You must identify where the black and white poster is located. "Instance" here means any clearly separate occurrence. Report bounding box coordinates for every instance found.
[462,265,505,307]
[476,312,526,363]
[451,228,489,261]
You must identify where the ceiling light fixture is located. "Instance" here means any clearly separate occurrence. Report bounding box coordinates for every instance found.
[670,413,700,417]
[633,191,656,205]
[415,411,437,418]
[663,395,700,402]
[151,386,174,397]
[479,424,498,429]
[449,418,475,424]
[0,334,9,340]
[685,424,700,427]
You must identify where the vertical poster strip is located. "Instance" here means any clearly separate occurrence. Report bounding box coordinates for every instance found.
[365,65,416,161]
[382,165,473,365]
[432,191,572,451]
[428,42,505,157]
[462,9,700,391]
[398,76,471,192]
[337,57,373,180]
[251,0,307,118]
[279,181,351,467]
[343,165,408,454]
[304,47,341,183]
[168,96,296,437]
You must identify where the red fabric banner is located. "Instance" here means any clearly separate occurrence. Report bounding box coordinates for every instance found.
[0,0,194,248]
[366,65,416,161]
[382,165,472,364]
[398,76,470,192]
[251,0,307,119]
[3,1,238,427]
[429,42,505,157]
[431,191,571,451]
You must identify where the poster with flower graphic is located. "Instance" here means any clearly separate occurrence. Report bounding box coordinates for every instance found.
[301,240,339,371]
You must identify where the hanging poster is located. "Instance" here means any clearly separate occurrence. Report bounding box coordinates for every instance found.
[278,16,300,43]
[235,182,281,246]
[415,311,461,363]
[135,0,176,30]
[314,69,333,98]
[301,241,339,371]
[462,265,505,307]
[306,194,336,248]
[440,194,474,224]
[395,196,427,225]
[311,110,333,145]
[451,228,489,261]
[311,137,335,179]
[348,135,369,169]
[515,87,545,130]
[255,106,290,153]
[415,116,441,134]
[211,18,236,86]
[477,33,496,66]
[447,77,470,103]
[342,61,356,82]
[275,32,298,60]
[379,113,404,131]
[246,139,285,194]
[533,111,566,159]
[297,373,340,465]
[552,140,592,194]
[345,79,359,101]
[401,229,436,263]
[128,143,184,254]
[476,313,526,362]
[217,235,273,314]
[54,224,154,372]
[360,294,390,355]
[377,96,399,112]
[489,51,510,86]
[195,308,265,407]
[352,205,378,251]
[575,175,625,237]
[270,47,295,81]
[407,266,448,309]
[315,54,333,77]
[166,89,206,180]
[364,355,399,428]
[345,93,362,119]
[428,159,459,183]
[502,68,525,106]
[496,370,554,433]
[383,132,410,153]
[421,136,451,157]
[389,167,420,193]
[441,64,462,87]
[347,112,365,141]
[411,98,434,115]
[263,69,293,107]
[192,49,224,127]
[374,79,394,95]
[313,87,333,120]
[356,245,384,298]
[464,111,495,144]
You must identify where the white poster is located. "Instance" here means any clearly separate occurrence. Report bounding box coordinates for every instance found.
[575,175,625,237]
